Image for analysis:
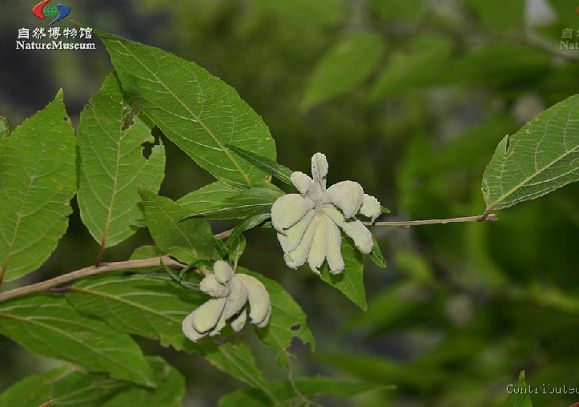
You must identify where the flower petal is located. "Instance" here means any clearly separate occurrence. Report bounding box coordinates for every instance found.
[284,216,317,269]
[324,217,344,274]
[235,274,271,327]
[323,205,373,254]
[359,194,381,221]
[221,278,249,321]
[324,181,364,219]
[271,194,315,231]
[311,152,328,188]
[290,171,313,195]
[230,309,248,332]
[184,297,227,338]
[277,209,315,253]
[307,216,327,274]
[200,275,230,298]
[181,312,207,342]
[213,260,233,284]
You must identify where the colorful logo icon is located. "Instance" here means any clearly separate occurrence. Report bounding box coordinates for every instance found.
[32,0,71,25]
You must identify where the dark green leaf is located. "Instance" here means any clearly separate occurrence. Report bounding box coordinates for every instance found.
[181,185,283,219]
[227,144,293,185]
[140,191,216,263]
[100,32,277,188]
[0,367,126,407]
[103,357,185,407]
[320,238,367,310]
[0,91,76,281]
[178,181,241,216]
[220,376,392,407]
[0,294,154,386]
[78,73,165,248]
[369,235,387,269]
[66,273,204,351]
[240,268,315,366]
[201,343,278,403]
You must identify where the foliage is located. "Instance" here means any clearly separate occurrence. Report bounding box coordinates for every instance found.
[1,0,578,405]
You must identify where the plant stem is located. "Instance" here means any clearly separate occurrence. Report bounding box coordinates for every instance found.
[0,215,496,303]
[366,213,497,228]
[0,256,184,303]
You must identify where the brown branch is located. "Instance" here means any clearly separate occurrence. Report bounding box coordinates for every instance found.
[0,256,185,304]
[366,213,497,228]
[0,215,496,304]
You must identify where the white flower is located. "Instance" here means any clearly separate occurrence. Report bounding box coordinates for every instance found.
[271,153,381,275]
[182,260,272,342]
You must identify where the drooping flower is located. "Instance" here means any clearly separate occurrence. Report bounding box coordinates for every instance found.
[271,153,381,275]
[182,260,271,342]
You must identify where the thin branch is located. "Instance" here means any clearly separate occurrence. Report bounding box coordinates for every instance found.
[366,213,497,228]
[0,256,184,304]
[0,215,496,303]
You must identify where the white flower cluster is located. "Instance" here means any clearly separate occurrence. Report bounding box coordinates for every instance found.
[271,153,381,275]
[182,261,271,342]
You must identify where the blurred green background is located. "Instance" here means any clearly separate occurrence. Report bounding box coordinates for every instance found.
[1,0,578,405]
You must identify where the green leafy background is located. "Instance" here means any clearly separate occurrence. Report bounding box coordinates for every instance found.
[1,0,578,406]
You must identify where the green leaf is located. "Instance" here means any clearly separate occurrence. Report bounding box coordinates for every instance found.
[371,36,452,99]
[0,294,154,386]
[140,191,216,263]
[481,95,579,211]
[502,371,533,407]
[220,376,392,407]
[227,144,293,185]
[303,33,384,109]
[320,238,367,310]
[0,367,127,407]
[178,181,241,215]
[369,0,426,22]
[100,32,277,188]
[0,115,8,140]
[77,73,165,248]
[240,268,315,366]
[66,273,204,351]
[103,357,185,407]
[466,0,525,30]
[253,0,345,26]
[0,91,76,281]
[201,343,278,403]
[180,185,283,219]
[369,235,387,269]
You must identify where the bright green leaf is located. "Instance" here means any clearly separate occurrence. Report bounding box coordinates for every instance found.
[77,73,165,248]
[320,238,367,310]
[220,376,392,407]
[240,268,315,366]
[100,32,277,188]
[0,294,154,386]
[502,371,533,407]
[0,367,126,407]
[140,191,216,263]
[481,95,579,211]
[66,273,204,351]
[0,91,76,281]
[103,357,185,407]
[0,116,8,140]
[303,33,385,109]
